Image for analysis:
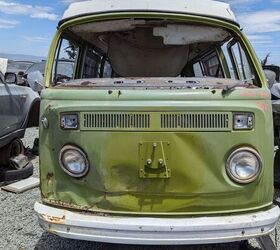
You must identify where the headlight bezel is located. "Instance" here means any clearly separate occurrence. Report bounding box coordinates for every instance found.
[226,147,262,184]
[59,145,89,178]
[232,112,255,131]
[60,113,79,130]
[233,112,254,130]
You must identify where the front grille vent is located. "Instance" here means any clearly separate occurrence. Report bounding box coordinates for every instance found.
[83,113,150,129]
[161,113,230,130]
[81,112,231,131]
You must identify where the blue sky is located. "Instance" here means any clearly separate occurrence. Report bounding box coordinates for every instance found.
[0,0,279,65]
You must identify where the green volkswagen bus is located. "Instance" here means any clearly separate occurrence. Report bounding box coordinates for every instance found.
[34,0,280,245]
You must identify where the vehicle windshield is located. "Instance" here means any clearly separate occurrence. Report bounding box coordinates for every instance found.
[7,61,34,73]
[26,62,46,75]
[52,19,260,89]
[26,61,74,77]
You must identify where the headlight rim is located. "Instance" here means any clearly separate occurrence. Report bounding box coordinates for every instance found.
[60,113,79,130]
[226,147,262,184]
[59,145,89,178]
[233,112,254,130]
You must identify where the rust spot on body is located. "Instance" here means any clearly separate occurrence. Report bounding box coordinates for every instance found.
[241,90,256,98]
[260,91,270,99]
[256,101,270,111]
[43,214,65,224]
[47,173,54,180]
[81,81,94,86]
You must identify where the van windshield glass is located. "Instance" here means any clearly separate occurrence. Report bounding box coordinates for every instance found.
[53,19,260,88]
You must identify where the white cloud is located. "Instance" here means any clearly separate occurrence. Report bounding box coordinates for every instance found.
[247,34,273,45]
[239,10,280,33]
[219,0,260,8]
[22,36,51,43]
[247,34,270,41]
[0,1,58,21]
[221,0,259,4]
[0,18,19,29]
[61,0,85,3]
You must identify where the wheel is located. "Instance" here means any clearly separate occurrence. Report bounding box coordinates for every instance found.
[0,162,33,182]
[0,139,24,166]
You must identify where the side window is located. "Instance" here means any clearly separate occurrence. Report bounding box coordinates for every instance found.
[221,44,237,79]
[102,60,113,78]
[201,51,224,78]
[229,42,254,83]
[82,48,102,78]
[193,62,204,77]
[54,38,79,84]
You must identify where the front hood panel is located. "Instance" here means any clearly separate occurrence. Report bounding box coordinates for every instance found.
[40,88,274,215]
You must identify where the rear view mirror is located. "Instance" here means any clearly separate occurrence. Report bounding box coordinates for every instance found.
[4,72,17,84]
[27,70,44,92]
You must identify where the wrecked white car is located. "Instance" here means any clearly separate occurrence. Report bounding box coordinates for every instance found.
[0,71,40,181]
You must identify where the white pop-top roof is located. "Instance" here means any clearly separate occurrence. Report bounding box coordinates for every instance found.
[61,0,237,24]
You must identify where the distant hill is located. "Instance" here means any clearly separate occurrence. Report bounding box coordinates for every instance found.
[0,52,45,62]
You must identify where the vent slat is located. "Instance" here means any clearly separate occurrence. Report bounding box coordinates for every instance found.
[160,113,229,130]
[83,113,150,129]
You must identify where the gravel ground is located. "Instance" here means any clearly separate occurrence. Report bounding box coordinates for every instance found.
[0,128,279,250]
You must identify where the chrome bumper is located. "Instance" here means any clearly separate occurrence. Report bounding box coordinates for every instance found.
[34,202,280,245]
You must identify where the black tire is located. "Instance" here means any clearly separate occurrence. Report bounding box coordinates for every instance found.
[0,138,24,166]
[0,162,33,182]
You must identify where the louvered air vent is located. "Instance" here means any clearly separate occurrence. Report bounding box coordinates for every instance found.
[161,113,230,130]
[82,112,150,130]
[80,112,231,131]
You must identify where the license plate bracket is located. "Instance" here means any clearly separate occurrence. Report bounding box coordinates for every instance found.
[139,141,171,179]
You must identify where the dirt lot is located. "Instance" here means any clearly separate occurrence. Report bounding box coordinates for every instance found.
[0,128,279,250]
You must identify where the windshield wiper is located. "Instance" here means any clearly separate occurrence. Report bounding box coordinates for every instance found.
[222,78,254,96]
[222,82,242,96]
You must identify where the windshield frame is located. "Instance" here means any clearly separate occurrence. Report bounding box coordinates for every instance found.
[45,13,267,89]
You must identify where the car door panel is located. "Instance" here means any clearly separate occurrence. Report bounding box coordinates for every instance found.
[0,83,23,138]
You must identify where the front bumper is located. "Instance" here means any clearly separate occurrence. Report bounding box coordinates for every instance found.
[34,202,280,245]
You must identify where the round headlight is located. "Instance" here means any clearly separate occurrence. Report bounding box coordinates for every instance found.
[226,148,262,184]
[59,145,89,178]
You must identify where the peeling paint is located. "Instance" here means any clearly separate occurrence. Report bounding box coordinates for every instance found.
[256,101,270,112]
[42,214,65,224]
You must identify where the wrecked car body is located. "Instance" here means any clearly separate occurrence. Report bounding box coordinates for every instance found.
[35,0,280,245]
[0,71,40,181]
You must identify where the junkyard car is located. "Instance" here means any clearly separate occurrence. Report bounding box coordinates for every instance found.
[0,71,40,181]
[7,61,34,85]
[34,0,280,245]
